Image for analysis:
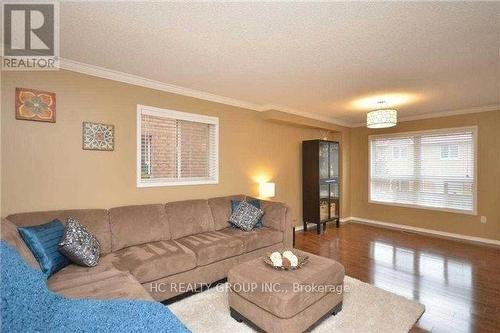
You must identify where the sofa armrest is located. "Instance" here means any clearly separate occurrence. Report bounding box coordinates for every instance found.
[260,201,293,248]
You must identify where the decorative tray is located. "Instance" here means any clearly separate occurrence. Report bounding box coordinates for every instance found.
[263,251,309,271]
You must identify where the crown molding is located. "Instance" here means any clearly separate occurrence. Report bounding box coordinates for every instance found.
[53,59,500,129]
[352,104,500,127]
[58,58,351,127]
[59,58,262,111]
[258,104,352,127]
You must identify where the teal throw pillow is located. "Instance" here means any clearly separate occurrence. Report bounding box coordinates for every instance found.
[18,219,70,276]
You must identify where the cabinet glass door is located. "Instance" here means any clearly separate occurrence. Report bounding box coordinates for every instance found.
[320,183,329,221]
[320,184,329,199]
[329,198,339,219]
[320,199,329,222]
[329,142,339,220]
[329,142,339,178]
[319,142,329,179]
[329,183,339,198]
[329,183,338,220]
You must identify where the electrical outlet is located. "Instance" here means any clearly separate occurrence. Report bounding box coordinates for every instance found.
[480,216,487,224]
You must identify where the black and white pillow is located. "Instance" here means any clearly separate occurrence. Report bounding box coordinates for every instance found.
[229,201,264,231]
[59,218,100,267]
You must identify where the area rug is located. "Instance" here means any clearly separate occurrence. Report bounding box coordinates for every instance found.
[168,276,425,333]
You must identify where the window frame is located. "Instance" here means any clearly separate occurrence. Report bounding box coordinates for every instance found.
[368,126,478,215]
[136,104,219,188]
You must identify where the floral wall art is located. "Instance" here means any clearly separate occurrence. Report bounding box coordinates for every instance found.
[15,88,56,122]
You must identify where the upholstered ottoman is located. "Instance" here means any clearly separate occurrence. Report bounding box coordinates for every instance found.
[228,249,345,333]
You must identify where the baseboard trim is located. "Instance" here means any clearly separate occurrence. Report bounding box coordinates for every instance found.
[346,216,500,247]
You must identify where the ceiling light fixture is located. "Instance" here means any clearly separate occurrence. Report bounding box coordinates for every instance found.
[367,101,397,128]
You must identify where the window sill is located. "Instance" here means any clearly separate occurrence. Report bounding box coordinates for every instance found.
[368,199,476,216]
[137,179,218,188]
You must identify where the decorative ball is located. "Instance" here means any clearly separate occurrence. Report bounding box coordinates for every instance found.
[270,252,281,262]
[271,257,282,267]
[282,251,299,267]
[270,251,281,260]
[270,252,282,267]
[282,257,291,269]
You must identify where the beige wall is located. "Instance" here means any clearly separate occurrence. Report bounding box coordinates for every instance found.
[1,70,350,226]
[350,110,500,241]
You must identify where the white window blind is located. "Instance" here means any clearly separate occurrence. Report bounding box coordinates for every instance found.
[137,105,218,187]
[369,127,476,214]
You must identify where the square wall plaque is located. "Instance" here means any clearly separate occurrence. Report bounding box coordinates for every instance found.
[82,122,115,151]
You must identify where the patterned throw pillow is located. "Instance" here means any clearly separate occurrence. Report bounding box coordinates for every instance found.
[59,218,101,267]
[18,219,70,276]
[229,201,264,232]
[230,199,263,229]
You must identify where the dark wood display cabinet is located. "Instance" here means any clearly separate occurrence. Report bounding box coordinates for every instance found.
[302,140,340,234]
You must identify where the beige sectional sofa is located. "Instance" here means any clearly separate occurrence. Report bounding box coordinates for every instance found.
[1,195,292,302]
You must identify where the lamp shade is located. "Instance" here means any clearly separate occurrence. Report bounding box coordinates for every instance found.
[367,109,397,128]
[259,182,275,198]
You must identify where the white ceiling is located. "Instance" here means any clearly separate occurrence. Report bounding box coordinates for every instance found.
[60,2,500,126]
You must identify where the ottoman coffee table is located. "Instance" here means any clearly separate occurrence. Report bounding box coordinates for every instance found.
[228,249,345,333]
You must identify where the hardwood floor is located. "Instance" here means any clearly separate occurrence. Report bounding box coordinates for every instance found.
[294,223,500,333]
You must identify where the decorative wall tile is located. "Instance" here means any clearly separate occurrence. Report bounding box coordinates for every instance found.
[15,88,56,122]
[82,122,114,151]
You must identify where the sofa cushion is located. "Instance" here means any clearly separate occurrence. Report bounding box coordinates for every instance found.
[110,240,196,283]
[219,227,283,252]
[1,219,40,269]
[6,209,112,254]
[177,231,245,266]
[260,200,287,231]
[109,204,170,252]
[47,256,153,301]
[166,200,215,239]
[208,195,245,230]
